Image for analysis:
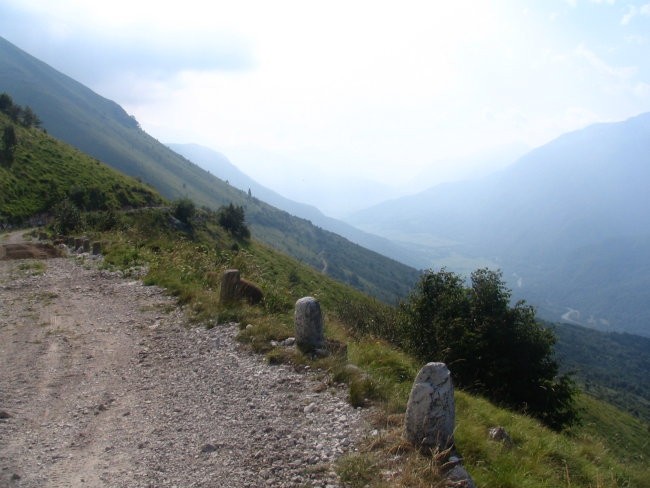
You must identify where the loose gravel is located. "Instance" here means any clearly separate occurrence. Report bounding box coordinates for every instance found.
[0,243,367,487]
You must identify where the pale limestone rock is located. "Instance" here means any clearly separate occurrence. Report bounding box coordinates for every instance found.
[488,426,513,446]
[404,362,455,450]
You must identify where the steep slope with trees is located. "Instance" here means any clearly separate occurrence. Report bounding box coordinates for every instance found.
[1,122,648,485]
[0,36,420,303]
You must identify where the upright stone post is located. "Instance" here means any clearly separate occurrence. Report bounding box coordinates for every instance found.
[405,362,455,451]
[294,297,324,353]
[219,269,241,305]
[91,242,102,255]
[82,238,90,253]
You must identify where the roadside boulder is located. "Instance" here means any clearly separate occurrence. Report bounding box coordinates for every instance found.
[404,362,455,451]
[488,426,513,446]
[294,297,324,353]
[218,269,263,305]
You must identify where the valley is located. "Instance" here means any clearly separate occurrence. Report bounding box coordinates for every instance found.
[347,114,650,337]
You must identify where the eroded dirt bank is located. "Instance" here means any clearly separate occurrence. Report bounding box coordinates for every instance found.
[0,236,365,487]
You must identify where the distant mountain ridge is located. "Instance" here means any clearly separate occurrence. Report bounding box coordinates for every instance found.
[349,113,650,336]
[0,35,420,303]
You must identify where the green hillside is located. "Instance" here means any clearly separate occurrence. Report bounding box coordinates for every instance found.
[0,108,162,224]
[53,206,648,488]
[0,35,420,304]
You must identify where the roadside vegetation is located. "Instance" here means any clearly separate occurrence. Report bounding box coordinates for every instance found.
[45,203,649,488]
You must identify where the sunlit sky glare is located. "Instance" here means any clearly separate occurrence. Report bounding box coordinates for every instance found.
[2,0,650,213]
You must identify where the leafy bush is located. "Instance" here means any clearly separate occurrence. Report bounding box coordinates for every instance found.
[401,268,578,430]
[68,186,108,211]
[51,198,82,234]
[172,198,196,224]
[84,209,123,231]
[218,203,250,239]
[0,93,41,129]
[335,298,402,344]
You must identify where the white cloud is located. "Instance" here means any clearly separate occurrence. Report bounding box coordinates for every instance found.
[625,34,648,44]
[574,44,637,79]
[634,81,650,97]
[621,5,637,24]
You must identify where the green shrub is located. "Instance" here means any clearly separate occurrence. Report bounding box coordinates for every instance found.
[401,268,578,430]
[172,198,196,224]
[51,198,82,234]
[218,203,250,239]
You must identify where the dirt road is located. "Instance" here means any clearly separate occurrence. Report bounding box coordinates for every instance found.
[0,233,365,487]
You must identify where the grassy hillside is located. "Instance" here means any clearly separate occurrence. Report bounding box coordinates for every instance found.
[0,111,162,223]
[0,35,420,304]
[62,206,649,488]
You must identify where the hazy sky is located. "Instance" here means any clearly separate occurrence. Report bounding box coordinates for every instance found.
[2,0,650,215]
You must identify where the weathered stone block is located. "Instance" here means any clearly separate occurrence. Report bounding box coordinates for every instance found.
[404,362,455,450]
[219,269,241,304]
[294,297,324,353]
[218,269,264,305]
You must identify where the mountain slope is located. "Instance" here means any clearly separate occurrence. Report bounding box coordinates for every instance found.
[0,111,162,223]
[167,143,424,268]
[349,114,650,335]
[0,35,419,303]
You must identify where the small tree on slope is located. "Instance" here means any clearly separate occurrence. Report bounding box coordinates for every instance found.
[401,268,577,430]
